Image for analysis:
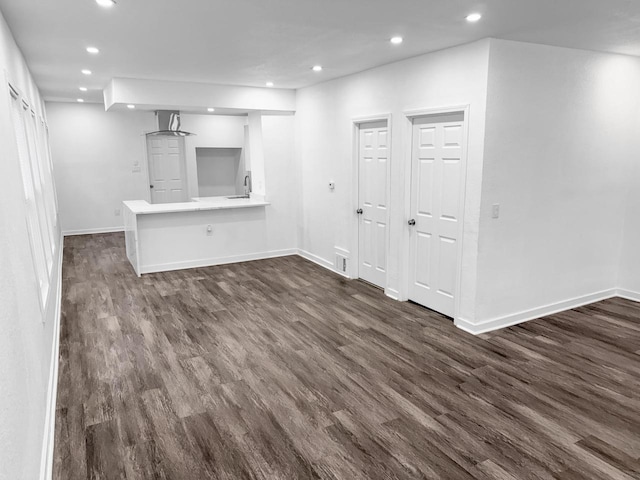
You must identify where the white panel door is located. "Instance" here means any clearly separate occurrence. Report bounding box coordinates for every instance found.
[408,112,465,317]
[358,120,388,288]
[147,136,188,204]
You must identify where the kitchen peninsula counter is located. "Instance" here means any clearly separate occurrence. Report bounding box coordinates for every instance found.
[123,196,289,276]
[123,196,269,215]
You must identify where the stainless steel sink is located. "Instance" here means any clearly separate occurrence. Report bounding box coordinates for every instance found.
[226,195,250,199]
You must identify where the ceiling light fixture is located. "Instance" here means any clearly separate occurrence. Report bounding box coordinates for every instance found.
[77,99,84,103]
[86,46,100,54]
[79,87,88,92]
[466,13,482,22]
[266,82,274,87]
[390,36,403,45]
[312,65,323,72]
[127,104,135,109]
[81,69,92,75]
[207,108,215,112]
[95,0,116,7]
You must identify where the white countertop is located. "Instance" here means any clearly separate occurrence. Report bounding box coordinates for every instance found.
[123,196,269,214]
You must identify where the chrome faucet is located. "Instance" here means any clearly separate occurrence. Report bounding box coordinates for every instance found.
[243,172,252,196]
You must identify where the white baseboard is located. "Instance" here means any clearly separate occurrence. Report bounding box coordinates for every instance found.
[63,226,124,236]
[616,288,640,302]
[39,235,64,480]
[297,249,334,270]
[140,248,298,274]
[297,249,350,278]
[455,288,619,335]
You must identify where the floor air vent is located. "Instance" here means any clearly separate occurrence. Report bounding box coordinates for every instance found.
[335,250,349,274]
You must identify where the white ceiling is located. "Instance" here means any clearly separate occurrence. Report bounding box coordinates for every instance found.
[1,0,640,104]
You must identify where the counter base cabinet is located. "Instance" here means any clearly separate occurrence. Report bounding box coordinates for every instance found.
[123,206,140,276]
[122,199,298,276]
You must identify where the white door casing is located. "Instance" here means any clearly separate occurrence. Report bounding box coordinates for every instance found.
[146,136,188,204]
[408,112,465,317]
[358,120,388,288]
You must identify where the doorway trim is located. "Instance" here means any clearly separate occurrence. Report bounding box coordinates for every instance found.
[351,113,393,295]
[141,130,153,203]
[402,104,470,321]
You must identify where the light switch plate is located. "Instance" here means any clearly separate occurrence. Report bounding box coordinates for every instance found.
[492,204,500,219]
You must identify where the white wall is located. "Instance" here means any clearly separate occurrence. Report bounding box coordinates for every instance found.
[0,9,61,480]
[295,40,491,317]
[262,115,298,250]
[195,148,244,197]
[471,39,640,329]
[46,102,156,234]
[247,112,268,197]
[619,156,640,297]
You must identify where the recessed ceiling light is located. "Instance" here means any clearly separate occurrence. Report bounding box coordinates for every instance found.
[79,87,88,92]
[77,98,84,103]
[390,36,403,45]
[207,107,215,112]
[86,46,100,54]
[466,13,482,22]
[95,0,116,7]
[81,69,92,75]
[127,104,135,109]
[312,65,323,72]
[266,82,274,87]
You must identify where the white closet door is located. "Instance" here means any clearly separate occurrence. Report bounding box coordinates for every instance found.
[408,113,465,317]
[358,121,389,288]
[147,136,188,204]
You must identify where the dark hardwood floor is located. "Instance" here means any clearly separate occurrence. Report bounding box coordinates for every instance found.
[54,233,640,479]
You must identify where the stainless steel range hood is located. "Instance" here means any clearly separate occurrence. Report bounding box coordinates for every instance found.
[146,110,195,137]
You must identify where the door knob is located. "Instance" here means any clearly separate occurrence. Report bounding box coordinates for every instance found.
[408,219,416,226]
[356,208,363,214]
[150,185,154,189]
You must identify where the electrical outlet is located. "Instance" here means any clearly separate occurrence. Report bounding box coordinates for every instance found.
[206,224,213,236]
[492,204,500,219]
[114,208,121,217]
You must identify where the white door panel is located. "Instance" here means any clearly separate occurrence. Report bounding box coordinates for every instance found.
[414,232,432,289]
[147,136,188,204]
[438,236,457,297]
[358,120,388,288]
[409,112,465,317]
